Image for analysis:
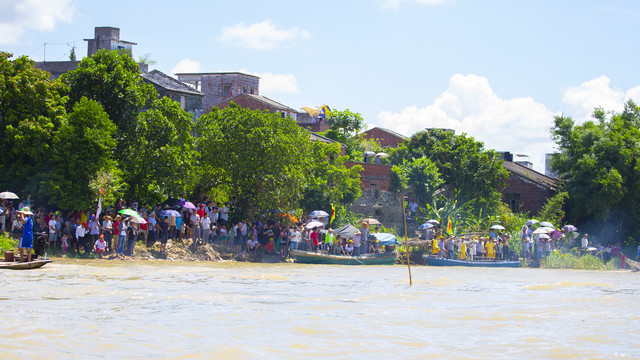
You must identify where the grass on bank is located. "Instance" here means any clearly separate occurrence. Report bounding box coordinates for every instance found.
[541,250,619,270]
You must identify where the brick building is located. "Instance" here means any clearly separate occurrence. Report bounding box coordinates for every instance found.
[141,70,204,118]
[175,72,260,113]
[213,93,299,120]
[359,127,407,148]
[501,160,559,214]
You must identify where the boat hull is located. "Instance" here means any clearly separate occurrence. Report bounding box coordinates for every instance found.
[424,255,520,268]
[0,259,53,270]
[290,250,396,265]
[626,258,640,271]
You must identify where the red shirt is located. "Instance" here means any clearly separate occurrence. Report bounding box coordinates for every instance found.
[197,208,205,219]
[311,231,319,246]
[265,242,275,253]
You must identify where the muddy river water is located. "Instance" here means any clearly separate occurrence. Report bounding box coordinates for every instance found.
[1,260,639,359]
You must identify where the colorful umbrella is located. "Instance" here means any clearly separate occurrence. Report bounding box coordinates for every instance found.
[563,225,577,232]
[118,208,141,218]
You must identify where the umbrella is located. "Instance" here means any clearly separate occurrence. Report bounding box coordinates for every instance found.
[533,227,550,235]
[539,221,554,228]
[364,151,375,157]
[309,210,329,218]
[333,224,358,238]
[130,216,147,224]
[375,152,389,159]
[361,218,381,225]
[182,201,197,210]
[305,221,324,229]
[118,208,141,218]
[563,225,577,232]
[426,219,440,225]
[490,225,505,230]
[586,246,598,252]
[525,219,539,226]
[0,191,19,199]
[537,234,550,239]
[160,209,181,218]
[418,222,434,230]
[371,232,399,246]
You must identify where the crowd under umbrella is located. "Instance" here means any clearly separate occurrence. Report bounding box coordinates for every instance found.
[0,191,19,200]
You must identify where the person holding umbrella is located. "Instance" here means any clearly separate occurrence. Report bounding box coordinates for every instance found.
[16,207,34,262]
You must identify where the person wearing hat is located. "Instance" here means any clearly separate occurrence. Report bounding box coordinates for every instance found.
[344,239,354,256]
[16,207,34,262]
[47,212,58,248]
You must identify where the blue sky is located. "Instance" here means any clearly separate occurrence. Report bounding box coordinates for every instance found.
[2,0,639,172]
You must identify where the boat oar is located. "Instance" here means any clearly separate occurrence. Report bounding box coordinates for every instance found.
[402,196,412,286]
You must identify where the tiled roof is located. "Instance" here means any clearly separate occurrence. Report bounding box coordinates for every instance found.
[502,161,559,190]
[362,127,408,139]
[142,70,204,96]
[236,93,299,113]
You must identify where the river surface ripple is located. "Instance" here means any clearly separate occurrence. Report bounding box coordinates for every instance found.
[1,260,639,359]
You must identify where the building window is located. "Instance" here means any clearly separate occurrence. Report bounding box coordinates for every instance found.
[505,193,521,212]
[243,85,248,93]
[180,95,186,110]
[220,84,232,97]
[250,87,255,94]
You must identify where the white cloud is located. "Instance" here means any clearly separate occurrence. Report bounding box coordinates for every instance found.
[171,58,201,76]
[562,76,640,121]
[217,19,311,51]
[239,69,299,95]
[376,74,557,173]
[0,0,74,45]
[378,0,453,10]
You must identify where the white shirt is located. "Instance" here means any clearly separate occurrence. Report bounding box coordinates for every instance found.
[200,216,211,230]
[221,206,229,221]
[190,213,200,226]
[76,225,85,238]
[48,219,57,234]
[103,220,113,231]
[290,230,301,243]
[581,237,588,248]
[95,240,106,250]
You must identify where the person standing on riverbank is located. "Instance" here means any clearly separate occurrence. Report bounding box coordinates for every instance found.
[103,216,113,252]
[157,216,169,252]
[16,207,34,262]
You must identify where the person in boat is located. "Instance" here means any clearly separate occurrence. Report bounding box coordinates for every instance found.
[444,238,454,259]
[359,222,370,255]
[352,230,361,256]
[344,240,354,256]
[310,227,320,252]
[485,238,495,259]
[476,237,484,258]
[636,243,640,261]
[369,238,380,253]
[325,228,334,254]
[458,237,467,260]
[468,238,477,261]
[16,207,34,262]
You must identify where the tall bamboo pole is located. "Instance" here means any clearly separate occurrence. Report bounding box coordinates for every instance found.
[402,195,412,286]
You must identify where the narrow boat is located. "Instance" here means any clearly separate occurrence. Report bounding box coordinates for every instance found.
[626,257,640,272]
[289,249,396,265]
[0,259,54,270]
[423,254,520,268]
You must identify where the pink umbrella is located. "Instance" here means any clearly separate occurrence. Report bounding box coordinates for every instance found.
[183,201,197,210]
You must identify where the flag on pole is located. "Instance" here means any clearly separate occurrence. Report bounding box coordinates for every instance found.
[318,105,331,119]
[96,195,102,219]
[447,216,452,235]
[330,203,336,224]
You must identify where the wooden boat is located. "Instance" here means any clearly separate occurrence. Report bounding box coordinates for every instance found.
[625,257,640,271]
[423,254,520,268]
[0,259,53,270]
[289,249,396,265]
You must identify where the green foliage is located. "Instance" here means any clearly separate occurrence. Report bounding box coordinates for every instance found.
[61,49,156,135]
[320,108,369,159]
[422,194,475,236]
[537,191,568,228]
[550,101,640,243]
[196,103,312,218]
[120,97,197,204]
[391,157,442,205]
[390,129,507,214]
[46,97,117,210]
[0,233,18,254]
[301,142,362,212]
[542,250,618,270]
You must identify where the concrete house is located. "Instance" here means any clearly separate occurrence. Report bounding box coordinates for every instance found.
[141,70,204,118]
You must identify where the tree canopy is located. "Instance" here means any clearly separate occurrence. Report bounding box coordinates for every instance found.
[550,100,640,243]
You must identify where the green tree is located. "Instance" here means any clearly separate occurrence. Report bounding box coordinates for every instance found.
[0,52,68,200]
[301,142,363,212]
[46,97,117,210]
[121,97,197,204]
[196,103,312,218]
[61,49,156,135]
[391,157,443,205]
[550,100,640,242]
[390,129,507,213]
[320,109,368,159]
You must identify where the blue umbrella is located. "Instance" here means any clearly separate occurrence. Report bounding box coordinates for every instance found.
[160,209,181,218]
[371,233,400,246]
[418,223,434,230]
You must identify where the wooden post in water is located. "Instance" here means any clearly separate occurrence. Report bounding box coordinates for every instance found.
[402,195,412,286]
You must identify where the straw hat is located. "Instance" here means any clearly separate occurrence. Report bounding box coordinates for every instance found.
[17,206,33,216]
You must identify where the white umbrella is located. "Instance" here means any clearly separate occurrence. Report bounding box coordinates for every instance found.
[426,219,440,225]
[364,151,375,157]
[539,221,554,228]
[538,234,550,239]
[0,191,19,199]
[533,227,550,235]
[305,221,324,229]
[525,219,539,226]
[130,216,147,224]
[375,152,389,159]
[490,225,505,230]
[309,210,329,218]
